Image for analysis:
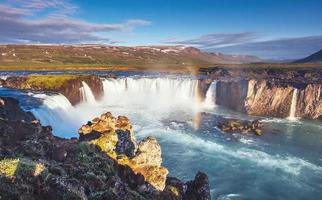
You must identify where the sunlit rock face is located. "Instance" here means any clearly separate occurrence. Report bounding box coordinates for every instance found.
[297,84,322,119]
[215,79,322,119]
[78,112,168,191]
[245,80,293,118]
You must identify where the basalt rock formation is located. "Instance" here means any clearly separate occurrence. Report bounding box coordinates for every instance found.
[215,79,322,119]
[1,74,103,105]
[0,96,211,200]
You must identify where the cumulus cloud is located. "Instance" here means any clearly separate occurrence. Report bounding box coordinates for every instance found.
[0,0,151,44]
[164,32,258,48]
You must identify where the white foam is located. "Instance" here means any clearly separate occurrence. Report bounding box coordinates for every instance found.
[139,126,322,176]
[79,81,96,104]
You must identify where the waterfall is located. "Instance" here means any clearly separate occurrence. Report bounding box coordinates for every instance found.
[31,93,76,137]
[288,88,298,120]
[79,81,96,104]
[102,77,199,109]
[204,81,217,108]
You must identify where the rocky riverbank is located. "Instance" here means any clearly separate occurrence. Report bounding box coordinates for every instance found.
[1,74,104,105]
[0,96,211,200]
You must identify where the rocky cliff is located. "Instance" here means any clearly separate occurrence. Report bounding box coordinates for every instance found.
[215,79,322,119]
[0,96,211,200]
[296,84,322,119]
[1,75,103,105]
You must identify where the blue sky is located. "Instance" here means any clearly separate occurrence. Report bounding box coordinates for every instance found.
[1,0,322,59]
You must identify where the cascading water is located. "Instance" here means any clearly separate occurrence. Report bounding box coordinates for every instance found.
[79,81,96,104]
[203,81,217,108]
[288,88,298,120]
[31,93,76,137]
[102,77,199,111]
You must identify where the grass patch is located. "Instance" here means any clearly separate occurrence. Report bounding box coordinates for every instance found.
[0,158,47,178]
[24,74,91,90]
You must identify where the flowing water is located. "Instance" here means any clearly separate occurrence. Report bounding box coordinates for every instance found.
[79,81,96,104]
[288,88,298,120]
[1,75,322,200]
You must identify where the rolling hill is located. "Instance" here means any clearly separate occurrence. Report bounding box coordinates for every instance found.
[0,44,262,70]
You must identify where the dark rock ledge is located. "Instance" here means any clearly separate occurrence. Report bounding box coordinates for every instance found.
[0,96,211,200]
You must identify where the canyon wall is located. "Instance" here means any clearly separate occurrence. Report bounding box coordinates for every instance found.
[216,80,248,112]
[297,84,322,119]
[216,79,322,119]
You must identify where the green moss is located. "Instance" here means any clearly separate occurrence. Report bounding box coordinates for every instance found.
[0,158,48,178]
[76,143,92,162]
[90,132,118,159]
[168,185,180,197]
[24,74,91,90]
[0,158,19,177]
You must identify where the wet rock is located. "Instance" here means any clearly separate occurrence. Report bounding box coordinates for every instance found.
[184,172,211,200]
[218,119,263,136]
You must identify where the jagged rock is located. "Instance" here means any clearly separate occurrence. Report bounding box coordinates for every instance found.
[134,165,169,191]
[78,113,168,191]
[185,172,211,200]
[132,137,162,167]
[0,97,35,123]
[218,119,263,136]
[116,130,136,158]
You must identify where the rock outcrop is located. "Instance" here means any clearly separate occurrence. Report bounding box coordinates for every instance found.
[218,119,263,136]
[215,79,322,119]
[79,112,168,191]
[296,84,322,119]
[245,80,293,118]
[0,96,212,199]
[1,74,103,105]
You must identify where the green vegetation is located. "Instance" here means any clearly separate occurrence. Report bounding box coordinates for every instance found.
[0,158,47,178]
[0,45,322,72]
[24,74,91,90]
[90,133,118,159]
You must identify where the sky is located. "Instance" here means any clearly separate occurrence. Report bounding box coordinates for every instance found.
[0,0,322,59]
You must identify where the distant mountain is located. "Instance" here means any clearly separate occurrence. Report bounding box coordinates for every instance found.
[0,45,262,69]
[294,49,322,63]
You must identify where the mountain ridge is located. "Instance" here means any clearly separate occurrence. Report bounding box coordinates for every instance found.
[294,49,322,63]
